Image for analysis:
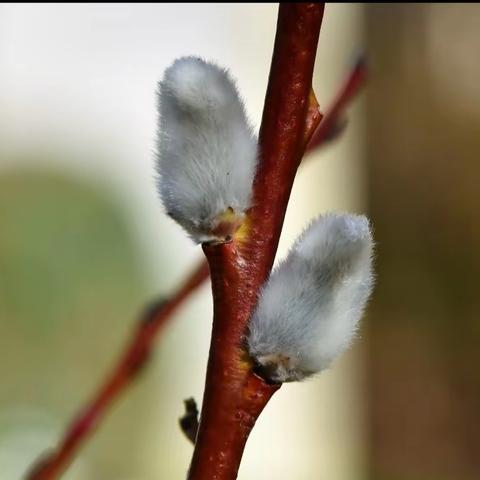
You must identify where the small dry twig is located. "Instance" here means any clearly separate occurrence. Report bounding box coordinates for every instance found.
[179,398,199,445]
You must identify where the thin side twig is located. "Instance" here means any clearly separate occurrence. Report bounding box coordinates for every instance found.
[307,56,366,151]
[26,261,209,480]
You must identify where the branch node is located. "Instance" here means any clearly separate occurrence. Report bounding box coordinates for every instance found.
[179,397,199,445]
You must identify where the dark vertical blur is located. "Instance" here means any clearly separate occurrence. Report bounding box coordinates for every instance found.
[365,4,480,480]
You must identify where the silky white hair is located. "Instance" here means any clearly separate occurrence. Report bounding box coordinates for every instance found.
[156,56,258,243]
[248,213,374,383]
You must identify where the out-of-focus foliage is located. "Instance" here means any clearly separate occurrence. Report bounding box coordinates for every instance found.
[366,4,480,480]
[0,169,147,334]
[0,167,149,478]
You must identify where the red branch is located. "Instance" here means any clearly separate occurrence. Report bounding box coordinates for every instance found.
[26,261,209,480]
[307,56,366,151]
[26,9,368,480]
[187,4,325,479]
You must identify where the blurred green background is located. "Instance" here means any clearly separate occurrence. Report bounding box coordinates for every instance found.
[0,4,479,480]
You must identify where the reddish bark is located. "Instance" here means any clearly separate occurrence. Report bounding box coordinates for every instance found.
[307,56,366,150]
[187,4,325,479]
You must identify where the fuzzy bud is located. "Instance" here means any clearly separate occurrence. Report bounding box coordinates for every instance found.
[156,56,258,243]
[248,213,374,383]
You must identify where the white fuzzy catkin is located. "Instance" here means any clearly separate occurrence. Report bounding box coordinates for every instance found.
[248,213,374,383]
[156,56,258,243]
